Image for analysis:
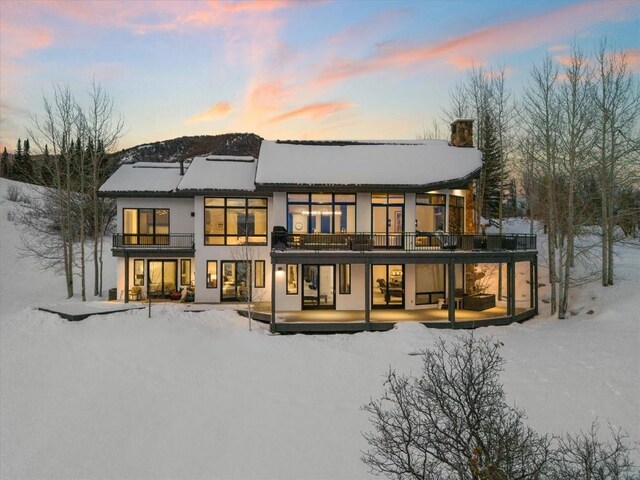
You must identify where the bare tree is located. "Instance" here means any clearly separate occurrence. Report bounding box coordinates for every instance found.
[362,335,552,479]
[232,241,266,331]
[556,43,596,318]
[592,40,640,286]
[83,81,123,297]
[549,421,639,480]
[521,54,561,315]
[26,85,78,298]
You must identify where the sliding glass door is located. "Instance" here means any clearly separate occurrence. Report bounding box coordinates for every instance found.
[221,261,250,302]
[302,265,335,309]
[372,264,404,308]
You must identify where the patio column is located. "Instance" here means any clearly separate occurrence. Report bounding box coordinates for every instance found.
[529,259,535,310]
[507,259,516,321]
[124,253,129,303]
[364,260,371,330]
[447,261,456,327]
[270,262,276,334]
[533,257,539,315]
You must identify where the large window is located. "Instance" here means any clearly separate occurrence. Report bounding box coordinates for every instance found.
[287,193,356,234]
[449,195,465,234]
[204,198,268,245]
[123,208,169,245]
[416,194,445,232]
[415,264,444,305]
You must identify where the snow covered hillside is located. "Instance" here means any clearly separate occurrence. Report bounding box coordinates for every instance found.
[1,178,638,479]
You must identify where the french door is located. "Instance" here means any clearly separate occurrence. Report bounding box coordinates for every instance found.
[147,260,177,297]
[372,194,404,248]
[372,264,404,308]
[302,265,335,309]
[221,261,250,302]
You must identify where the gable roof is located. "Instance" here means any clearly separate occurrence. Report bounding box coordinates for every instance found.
[254,140,482,190]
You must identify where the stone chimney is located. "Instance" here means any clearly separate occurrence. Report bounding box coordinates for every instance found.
[450,119,474,148]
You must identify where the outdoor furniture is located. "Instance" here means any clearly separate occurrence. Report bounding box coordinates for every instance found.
[129,286,142,301]
[463,293,496,311]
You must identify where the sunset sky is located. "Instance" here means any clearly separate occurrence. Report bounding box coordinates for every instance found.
[0,0,638,152]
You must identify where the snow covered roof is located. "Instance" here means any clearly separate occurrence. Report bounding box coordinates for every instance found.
[255,140,482,189]
[99,140,482,196]
[99,162,184,195]
[176,155,256,193]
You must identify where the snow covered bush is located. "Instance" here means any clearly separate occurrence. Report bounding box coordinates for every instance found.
[361,335,551,479]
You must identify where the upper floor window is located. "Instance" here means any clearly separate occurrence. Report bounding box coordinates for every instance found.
[416,194,445,232]
[204,197,268,245]
[449,195,465,234]
[123,208,169,245]
[287,193,356,234]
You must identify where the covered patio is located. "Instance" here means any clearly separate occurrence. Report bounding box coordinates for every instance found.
[251,303,534,333]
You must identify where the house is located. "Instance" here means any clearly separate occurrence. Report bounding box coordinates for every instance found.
[99,120,538,333]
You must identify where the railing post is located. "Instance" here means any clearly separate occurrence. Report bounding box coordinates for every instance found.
[270,261,276,333]
[124,253,129,303]
[364,260,371,330]
[447,261,456,327]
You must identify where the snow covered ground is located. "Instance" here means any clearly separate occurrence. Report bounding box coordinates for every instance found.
[1,178,638,479]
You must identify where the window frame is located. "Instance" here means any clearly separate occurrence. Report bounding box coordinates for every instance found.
[133,259,144,286]
[204,197,268,246]
[339,264,351,294]
[286,264,298,295]
[180,259,192,286]
[206,260,218,289]
[286,193,356,234]
[122,208,171,244]
[254,260,265,288]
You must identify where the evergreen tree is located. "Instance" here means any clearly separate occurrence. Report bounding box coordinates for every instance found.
[479,112,503,219]
[0,147,8,177]
[13,138,35,182]
[13,139,23,181]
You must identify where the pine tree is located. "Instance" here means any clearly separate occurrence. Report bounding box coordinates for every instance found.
[479,112,503,220]
[14,139,23,181]
[0,147,8,177]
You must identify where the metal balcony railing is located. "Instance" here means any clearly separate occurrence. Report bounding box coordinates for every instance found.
[271,231,536,252]
[112,233,195,250]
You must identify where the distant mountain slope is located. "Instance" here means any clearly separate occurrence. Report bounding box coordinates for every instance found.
[113,133,263,164]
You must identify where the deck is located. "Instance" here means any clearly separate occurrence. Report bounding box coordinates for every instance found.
[246,303,536,334]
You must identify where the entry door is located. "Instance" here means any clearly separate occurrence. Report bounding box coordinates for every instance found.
[302,265,335,309]
[372,264,404,308]
[221,261,250,302]
[147,260,177,297]
[372,205,404,248]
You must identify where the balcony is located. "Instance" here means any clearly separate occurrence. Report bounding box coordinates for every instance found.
[111,233,195,257]
[271,231,536,253]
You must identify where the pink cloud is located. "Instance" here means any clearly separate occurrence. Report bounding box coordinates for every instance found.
[548,44,568,52]
[186,102,233,124]
[267,102,355,125]
[313,0,637,85]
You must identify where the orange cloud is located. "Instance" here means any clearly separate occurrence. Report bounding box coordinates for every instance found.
[313,0,636,85]
[267,102,355,125]
[623,48,640,72]
[548,44,568,52]
[186,102,232,124]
